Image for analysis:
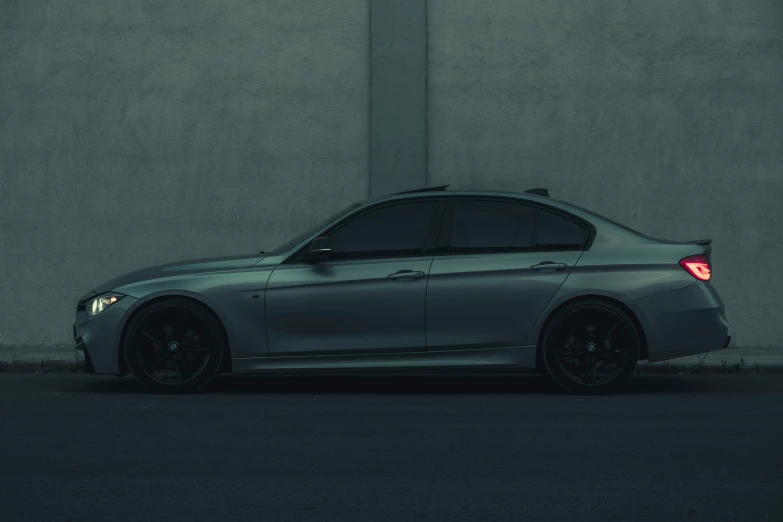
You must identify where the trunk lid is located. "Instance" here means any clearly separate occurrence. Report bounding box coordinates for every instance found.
[686,238,712,262]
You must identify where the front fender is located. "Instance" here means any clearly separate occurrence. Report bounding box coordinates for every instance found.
[114,266,275,359]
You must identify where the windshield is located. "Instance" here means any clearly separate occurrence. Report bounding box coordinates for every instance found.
[265,202,362,254]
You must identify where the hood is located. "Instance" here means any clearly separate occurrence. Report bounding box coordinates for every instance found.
[87,254,266,297]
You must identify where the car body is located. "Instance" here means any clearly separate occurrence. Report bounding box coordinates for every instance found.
[74,187,731,393]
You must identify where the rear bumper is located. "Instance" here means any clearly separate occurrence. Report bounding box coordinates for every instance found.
[629,282,730,363]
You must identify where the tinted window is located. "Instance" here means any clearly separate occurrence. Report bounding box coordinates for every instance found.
[326,201,438,259]
[535,209,586,249]
[450,200,536,254]
[268,203,362,254]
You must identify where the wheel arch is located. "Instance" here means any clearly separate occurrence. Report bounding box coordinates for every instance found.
[118,294,233,376]
[533,294,649,371]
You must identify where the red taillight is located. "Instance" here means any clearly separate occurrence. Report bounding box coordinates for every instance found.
[679,254,711,281]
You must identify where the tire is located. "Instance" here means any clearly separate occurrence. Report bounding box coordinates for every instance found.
[123,298,226,394]
[541,299,641,394]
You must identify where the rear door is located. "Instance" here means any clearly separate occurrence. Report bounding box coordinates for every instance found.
[425,198,587,350]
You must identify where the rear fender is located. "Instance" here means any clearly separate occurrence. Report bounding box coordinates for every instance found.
[522,250,696,348]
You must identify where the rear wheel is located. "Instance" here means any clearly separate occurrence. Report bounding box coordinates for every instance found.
[541,300,640,394]
[123,298,226,394]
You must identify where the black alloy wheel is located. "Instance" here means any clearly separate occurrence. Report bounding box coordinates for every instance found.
[123,298,226,393]
[541,300,641,394]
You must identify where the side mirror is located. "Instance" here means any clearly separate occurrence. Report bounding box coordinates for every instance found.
[303,236,332,262]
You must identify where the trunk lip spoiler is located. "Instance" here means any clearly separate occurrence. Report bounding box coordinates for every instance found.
[687,238,712,246]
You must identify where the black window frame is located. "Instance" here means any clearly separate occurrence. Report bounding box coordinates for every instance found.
[435,196,595,256]
[285,198,447,264]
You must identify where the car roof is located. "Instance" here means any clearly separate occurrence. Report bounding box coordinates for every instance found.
[366,189,583,217]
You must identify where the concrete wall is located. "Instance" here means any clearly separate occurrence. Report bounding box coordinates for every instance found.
[428,0,783,348]
[369,0,427,196]
[2,0,781,351]
[0,0,369,347]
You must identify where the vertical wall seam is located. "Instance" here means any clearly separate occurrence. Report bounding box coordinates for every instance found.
[367,0,373,198]
[369,0,427,197]
[423,0,429,188]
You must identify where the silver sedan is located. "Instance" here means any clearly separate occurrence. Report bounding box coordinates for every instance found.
[73,187,731,394]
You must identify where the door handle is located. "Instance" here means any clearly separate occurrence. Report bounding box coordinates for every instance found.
[388,270,426,281]
[530,262,568,272]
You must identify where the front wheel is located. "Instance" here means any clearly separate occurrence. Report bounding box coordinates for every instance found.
[541,300,641,394]
[123,298,226,394]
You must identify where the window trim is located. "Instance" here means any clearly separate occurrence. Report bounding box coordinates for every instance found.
[435,196,594,256]
[284,198,446,264]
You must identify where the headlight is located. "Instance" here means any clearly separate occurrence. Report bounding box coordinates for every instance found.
[86,294,125,316]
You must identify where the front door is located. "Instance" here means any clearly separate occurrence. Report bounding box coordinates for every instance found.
[265,199,444,356]
[426,198,587,350]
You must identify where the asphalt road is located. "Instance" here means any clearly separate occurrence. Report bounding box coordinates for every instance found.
[0,373,781,522]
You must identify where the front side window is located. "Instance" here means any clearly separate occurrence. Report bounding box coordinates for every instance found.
[267,202,362,254]
[326,201,439,260]
[450,200,536,254]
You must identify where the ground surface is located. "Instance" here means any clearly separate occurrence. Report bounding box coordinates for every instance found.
[0,373,781,522]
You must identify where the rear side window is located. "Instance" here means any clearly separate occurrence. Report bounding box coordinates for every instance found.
[449,200,536,254]
[535,208,587,250]
[444,199,588,254]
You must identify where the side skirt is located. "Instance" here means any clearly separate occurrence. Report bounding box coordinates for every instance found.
[231,345,538,374]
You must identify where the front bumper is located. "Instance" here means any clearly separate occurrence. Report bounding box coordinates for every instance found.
[73,295,141,375]
[630,282,730,363]
[73,332,95,373]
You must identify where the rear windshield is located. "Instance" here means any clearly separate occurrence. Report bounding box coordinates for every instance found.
[556,200,649,238]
